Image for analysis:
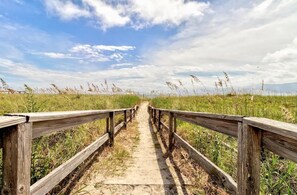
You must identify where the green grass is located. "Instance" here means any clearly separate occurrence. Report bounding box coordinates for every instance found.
[151,94,297,194]
[0,92,140,186]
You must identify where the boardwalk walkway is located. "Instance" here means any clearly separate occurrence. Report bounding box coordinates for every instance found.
[72,102,191,194]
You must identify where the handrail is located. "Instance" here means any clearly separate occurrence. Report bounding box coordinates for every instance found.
[0,105,139,195]
[148,105,297,195]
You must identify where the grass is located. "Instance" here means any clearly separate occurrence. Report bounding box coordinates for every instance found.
[0,91,140,186]
[151,94,297,194]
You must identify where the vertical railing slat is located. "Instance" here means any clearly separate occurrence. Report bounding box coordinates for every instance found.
[237,120,261,195]
[2,123,32,195]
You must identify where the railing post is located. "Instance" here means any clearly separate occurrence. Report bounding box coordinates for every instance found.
[130,109,133,122]
[108,112,115,146]
[158,110,161,131]
[153,109,156,124]
[168,112,174,151]
[237,120,261,195]
[124,110,127,129]
[2,123,32,195]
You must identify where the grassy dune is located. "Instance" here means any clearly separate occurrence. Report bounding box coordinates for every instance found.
[0,93,140,185]
[151,95,297,194]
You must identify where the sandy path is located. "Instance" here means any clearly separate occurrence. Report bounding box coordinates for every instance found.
[72,102,190,194]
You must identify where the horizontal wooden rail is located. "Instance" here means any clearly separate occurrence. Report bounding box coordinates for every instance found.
[174,133,237,193]
[148,105,297,195]
[0,105,138,195]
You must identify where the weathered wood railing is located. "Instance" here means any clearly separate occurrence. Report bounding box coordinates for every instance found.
[0,105,138,195]
[148,106,297,195]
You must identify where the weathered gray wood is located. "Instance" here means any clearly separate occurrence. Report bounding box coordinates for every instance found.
[160,121,169,131]
[174,133,237,193]
[263,131,297,163]
[151,107,243,121]
[6,108,132,122]
[153,109,156,123]
[109,112,115,146]
[130,109,133,122]
[30,133,109,195]
[124,110,127,129]
[245,117,297,141]
[0,116,26,129]
[114,122,125,135]
[2,123,32,195]
[158,110,162,131]
[168,112,174,150]
[176,115,238,137]
[32,113,109,139]
[237,121,261,195]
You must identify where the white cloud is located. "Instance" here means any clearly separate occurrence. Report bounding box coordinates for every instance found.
[83,0,130,29]
[44,0,90,20]
[43,0,209,29]
[128,0,209,27]
[38,44,135,63]
[42,52,73,59]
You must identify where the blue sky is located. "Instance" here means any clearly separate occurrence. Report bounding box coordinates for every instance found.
[0,0,297,93]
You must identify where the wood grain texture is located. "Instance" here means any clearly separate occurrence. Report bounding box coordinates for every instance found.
[263,131,297,163]
[30,133,109,195]
[150,107,243,121]
[2,123,32,195]
[6,108,133,122]
[0,116,26,129]
[245,117,297,140]
[176,114,238,137]
[237,121,261,195]
[32,113,109,139]
[174,133,237,193]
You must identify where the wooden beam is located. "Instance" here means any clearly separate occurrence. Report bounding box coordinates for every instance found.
[2,123,32,195]
[237,121,261,195]
[158,110,162,131]
[32,113,109,139]
[176,114,238,137]
[244,117,297,141]
[124,110,127,129]
[109,112,115,146]
[30,133,109,195]
[262,131,297,163]
[6,109,132,122]
[174,133,237,193]
[168,112,174,150]
[0,116,26,129]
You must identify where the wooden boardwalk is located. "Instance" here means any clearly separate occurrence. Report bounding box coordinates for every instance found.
[71,102,191,194]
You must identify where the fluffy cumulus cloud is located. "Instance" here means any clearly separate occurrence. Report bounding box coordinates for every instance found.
[43,0,209,29]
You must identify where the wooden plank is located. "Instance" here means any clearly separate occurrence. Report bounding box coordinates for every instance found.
[158,110,161,131]
[6,108,132,122]
[114,122,125,135]
[245,117,297,141]
[174,133,237,193]
[30,133,109,195]
[109,112,115,146]
[153,107,243,121]
[262,131,297,163]
[176,114,238,137]
[237,121,261,195]
[32,113,109,139]
[160,121,169,131]
[168,112,174,150]
[0,116,26,129]
[2,123,32,195]
[124,110,127,129]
